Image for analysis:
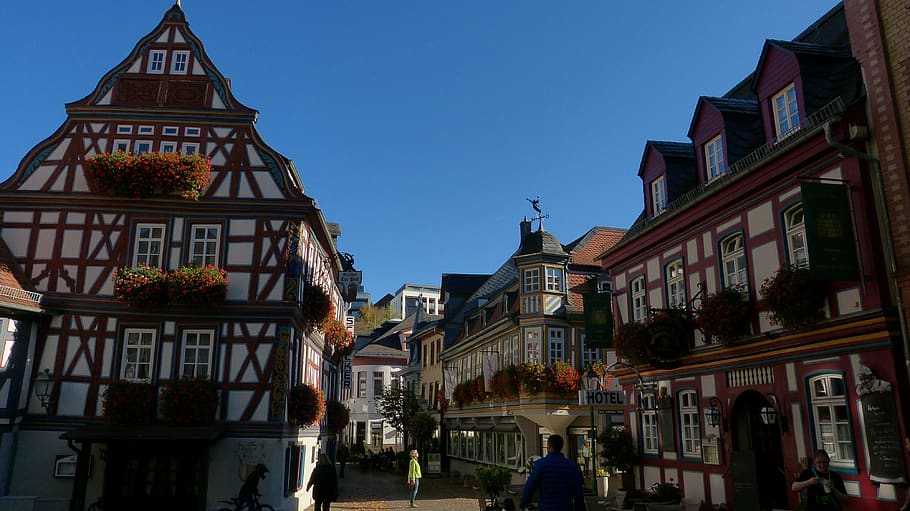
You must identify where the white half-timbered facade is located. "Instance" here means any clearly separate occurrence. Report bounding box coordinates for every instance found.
[0,5,344,511]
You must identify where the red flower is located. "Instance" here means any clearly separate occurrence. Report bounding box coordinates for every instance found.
[160,376,218,425]
[102,381,157,425]
[85,151,211,200]
[300,285,333,333]
[288,383,325,427]
[613,321,651,366]
[759,265,826,329]
[324,400,350,433]
[697,287,753,344]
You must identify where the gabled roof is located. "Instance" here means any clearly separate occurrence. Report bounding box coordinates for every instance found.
[565,226,627,268]
[637,141,695,178]
[686,97,760,140]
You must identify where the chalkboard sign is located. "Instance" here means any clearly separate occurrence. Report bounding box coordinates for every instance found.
[860,391,907,484]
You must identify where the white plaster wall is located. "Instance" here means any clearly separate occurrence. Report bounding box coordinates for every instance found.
[9,431,74,499]
[709,472,726,506]
[836,287,862,315]
[642,465,661,491]
[747,201,775,237]
[701,233,714,259]
[687,239,699,264]
[682,470,704,502]
[647,257,660,282]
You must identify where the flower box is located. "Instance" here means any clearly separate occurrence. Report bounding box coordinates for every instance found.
[288,383,325,427]
[113,265,167,308]
[159,376,218,425]
[613,321,651,366]
[102,380,157,425]
[760,265,826,329]
[547,361,580,394]
[167,265,227,305]
[696,286,753,344]
[85,151,212,200]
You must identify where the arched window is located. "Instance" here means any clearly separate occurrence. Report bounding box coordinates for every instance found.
[631,277,648,322]
[641,393,658,455]
[809,374,855,465]
[666,260,686,308]
[785,204,808,267]
[720,234,748,291]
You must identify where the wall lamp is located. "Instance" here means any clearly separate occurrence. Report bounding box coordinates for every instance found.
[32,368,54,412]
[705,397,727,433]
[760,392,788,432]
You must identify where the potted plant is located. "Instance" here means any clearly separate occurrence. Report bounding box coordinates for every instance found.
[167,264,227,305]
[649,479,682,504]
[102,380,157,425]
[599,427,637,490]
[517,361,547,395]
[613,321,651,366]
[287,383,325,427]
[475,464,513,503]
[760,265,826,329]
[85,151,211,200]
[546,361,581,394]
[696,286,753,344]
[491,365,520,400]
[159,376,218,425]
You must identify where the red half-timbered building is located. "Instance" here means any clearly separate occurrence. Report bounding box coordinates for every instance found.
[0,5,345,511]
[599,5,910,510]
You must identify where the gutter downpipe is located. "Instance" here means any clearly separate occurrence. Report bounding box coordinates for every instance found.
[824,120,910,385]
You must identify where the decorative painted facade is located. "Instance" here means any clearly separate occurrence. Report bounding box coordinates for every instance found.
[0,6,345,511]
[599,5,909,510]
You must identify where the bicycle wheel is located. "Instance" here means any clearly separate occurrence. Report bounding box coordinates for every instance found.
[257,505,275,511]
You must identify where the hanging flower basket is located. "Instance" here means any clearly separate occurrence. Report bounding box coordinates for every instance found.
[696,286,753,344]
[324,400,350,433]
[288,383,325,427]
[546,361,580,394]
[517,361,547,395]
[760,265,826,329]
[647,311,695,369]
[300,285,333,333]
[167,265,228,305]
[102,380,157,425]
[113,265,167,308]
[323,317,354,362]
[590,360,615,388]
[613,321,651,366]
[159,376,219,425]
[85,151,212,200]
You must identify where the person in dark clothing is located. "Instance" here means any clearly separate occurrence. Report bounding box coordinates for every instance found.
[337,444,350,478]
[307,453,339,511]
[238,463,268,511]
[792,449,848,511]
[519,434,587,511]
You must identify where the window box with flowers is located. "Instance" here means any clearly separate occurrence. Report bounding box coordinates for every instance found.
[518,361,547,395]
[113,265,167,308]
[167,265,227,305]
[546,361,580,395]
[491,365,521,400]
[288,383,325,427]
[159,376,218,425]
[102,380,157,425]
[613,321,651,366]
[759,265,826,329]
[696,286,753,344]
[300,284,333,333]
[85,151,212,200]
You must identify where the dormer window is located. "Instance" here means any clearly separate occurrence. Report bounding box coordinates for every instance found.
[171,51,190,74]
[651,176,667,216]
[772,84,800,138]
[705,135,725,181]
[148,50,166,74]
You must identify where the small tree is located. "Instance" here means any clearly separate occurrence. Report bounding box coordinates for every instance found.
[376,383,421,448]
[407,412,437,462]
[354,303,395,333]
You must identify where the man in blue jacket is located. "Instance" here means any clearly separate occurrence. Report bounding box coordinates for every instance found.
[520,434,587,511]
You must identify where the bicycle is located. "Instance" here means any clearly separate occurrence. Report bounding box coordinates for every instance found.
[216,494,275,511]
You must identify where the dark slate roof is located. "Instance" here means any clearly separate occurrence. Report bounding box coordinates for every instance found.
[357,342,407,358]
[440,274,489,299]
[516,229,567,257]
[686,97,764,165]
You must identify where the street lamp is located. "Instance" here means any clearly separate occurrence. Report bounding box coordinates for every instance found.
[32,368,54,412]
[584,365,601,492]
[761,392,788,432]
[705,397,727,433]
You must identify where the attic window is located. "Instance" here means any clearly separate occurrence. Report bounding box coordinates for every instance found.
[148,50,166,74]
[773,84,800,139]
[171,51,189,74]
[651,176,667,216]
[705,135,725,181]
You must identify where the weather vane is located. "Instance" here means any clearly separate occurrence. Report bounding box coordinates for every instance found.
[526,196,549,229]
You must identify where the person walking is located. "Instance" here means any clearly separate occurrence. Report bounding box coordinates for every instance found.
[307,453,338,511]
[407,449,422,508]
[337,444,350,479]
[519,434,587,511]
[791,449,848,511]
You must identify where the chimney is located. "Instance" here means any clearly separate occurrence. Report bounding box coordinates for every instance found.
[520,217,532,241]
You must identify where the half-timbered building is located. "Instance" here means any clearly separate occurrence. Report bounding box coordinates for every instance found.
[0,5,346,511]
[599,5,910,510]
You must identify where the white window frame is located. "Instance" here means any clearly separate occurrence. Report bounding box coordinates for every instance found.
[163,126,179,136]
[116,125,133,135]
[171,50,190,74]
[679,390,701,457]
[523,268,540,293]
[772,84,800,139]
[113,139,131,153]
[547,328,565,363]
[181,142,199,155]
[148,50,166,74]
[189,224,221,267]
[184,127,202,137]
[809,374,855,466]
[138,125,155,135]
[181,329,214,378]
[133,223,166,268]
[785,204,809,267]
[161,141,177,153]
[545,267,564,292]
[651,176,667,215]
[580,334,599,369]
[705,134,725,181]
[721,234,748,291]
[122,328,156,381]
[641,394,659,454]
[666,260,686,308]
[134,141,153,154]
[357,372,367,398]
[631,277,647,322]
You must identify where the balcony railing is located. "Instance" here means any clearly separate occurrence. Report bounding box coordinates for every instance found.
[624,97,846,240]
[0,284,43,306]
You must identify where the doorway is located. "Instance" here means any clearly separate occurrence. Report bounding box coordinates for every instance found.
[730,391,788,511]
[104,442,208,511]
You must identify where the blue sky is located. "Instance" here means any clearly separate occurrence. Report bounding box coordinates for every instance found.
[0,1,838,299]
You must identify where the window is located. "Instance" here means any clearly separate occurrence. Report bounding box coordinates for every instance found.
[651,176,667,215]
[641,394,658,454]
[148,50,166,73]
[163,126,179,136]
[785,204,808,267]
[580,334,599,369]
[190,225,220,267]
[525,328,542,363]
[523,268,540,293]
[372,371,384,398]
[181,329,213,378]
[134,224,165,267]
[138,125,154,135]
[772,84,800,138]
[184,127,201,137]
[666,260,686,308]
[679,390,701,457]
[545,267,564,292]
[117,125,133,135]
[547,328,564,363]
[171,51,189,74]
[134,141,152,154]
[809,374,855,464]
[113,139,131,153]
[122,329,156,381]
[181,142,199,155]
[631,277,647,322]
[704,135,725,181]
[284,445,304,494]
[161,142,177,153]
[357,372,366,398]
[720,234,748,291]
[522,295,540,314]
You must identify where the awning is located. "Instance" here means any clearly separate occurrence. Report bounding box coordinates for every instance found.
[60,423,227,443]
